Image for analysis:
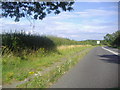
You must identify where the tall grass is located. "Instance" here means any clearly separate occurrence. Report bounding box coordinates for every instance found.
[2,45,93,85]
[47,35,80,46]
[1,32,83,56]
[1,31,95,86]
[2,32,56,55]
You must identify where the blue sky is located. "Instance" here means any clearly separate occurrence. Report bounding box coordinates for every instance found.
[0,2,118,41]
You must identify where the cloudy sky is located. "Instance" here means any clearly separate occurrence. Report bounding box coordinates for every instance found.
[1,2,118,41]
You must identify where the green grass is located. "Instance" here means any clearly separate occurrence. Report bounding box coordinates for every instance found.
[1,32,100,55]
[2,32,96,87]
[2,46,94,85]
[17,46,94,88]
[1,32,82,55]
[47,35,81,46]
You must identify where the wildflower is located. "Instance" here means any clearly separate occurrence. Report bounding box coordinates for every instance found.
[37,71,42,76]
[24,78,28,81]
[29,72,34,74]
[34,74,38,76]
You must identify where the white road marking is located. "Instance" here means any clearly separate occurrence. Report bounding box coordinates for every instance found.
[102,47,119,55]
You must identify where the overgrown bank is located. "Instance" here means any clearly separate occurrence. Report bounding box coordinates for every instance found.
[17,46,94,88]
[1,32,95,88]
[1,32,100,56]
[1,32,82,55]
[3,45,94,88]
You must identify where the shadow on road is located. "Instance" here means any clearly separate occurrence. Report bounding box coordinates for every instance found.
[98,54,120,64]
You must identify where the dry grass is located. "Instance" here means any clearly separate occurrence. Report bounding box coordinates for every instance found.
[57,45,92,50]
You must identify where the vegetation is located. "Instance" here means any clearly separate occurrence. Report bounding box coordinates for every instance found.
[1,32,84,55]
[47,35,81,46]
[1,32,98,55]
[1,32,96,87]
[2,44,93,86]
[17,46,94,88]
[2,32,56,56]
[3,45,93,87]
[2,2,74,22]
[79,40,103,46]
[104,30,120,49]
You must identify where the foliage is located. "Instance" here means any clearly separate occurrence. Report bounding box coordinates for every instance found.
[1,2,74,22]
[2,31,95,85]
[1,32,102,56]
[104,30,120,48]
[2,45,93,86]
[2,32,56,55]
[47,35,80,46]
[79,40,102,45]
[17,46,94,88]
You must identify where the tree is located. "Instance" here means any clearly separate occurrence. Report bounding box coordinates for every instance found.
[1,2,74,22]
[104,34,114,45]
[112,31,120,47]
[104,30,120,48]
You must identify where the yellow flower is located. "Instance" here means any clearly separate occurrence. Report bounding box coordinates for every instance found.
[29,72,34,74]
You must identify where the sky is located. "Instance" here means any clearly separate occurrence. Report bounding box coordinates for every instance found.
[0,2,118,41]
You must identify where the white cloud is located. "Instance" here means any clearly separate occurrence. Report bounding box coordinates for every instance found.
[1,7,117,40]
[75,9,117,17]
[43,12,77,21]
[42,8,117,22]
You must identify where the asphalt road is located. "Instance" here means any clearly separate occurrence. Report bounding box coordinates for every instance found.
[51,46,119,88]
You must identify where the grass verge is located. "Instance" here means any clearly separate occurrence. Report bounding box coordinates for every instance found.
[3,45,91,84]
[16,46,94,88]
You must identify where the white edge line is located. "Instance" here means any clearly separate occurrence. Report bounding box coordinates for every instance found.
[102,47,119,55]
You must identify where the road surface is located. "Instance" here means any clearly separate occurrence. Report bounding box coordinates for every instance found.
[51,46,119,88]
